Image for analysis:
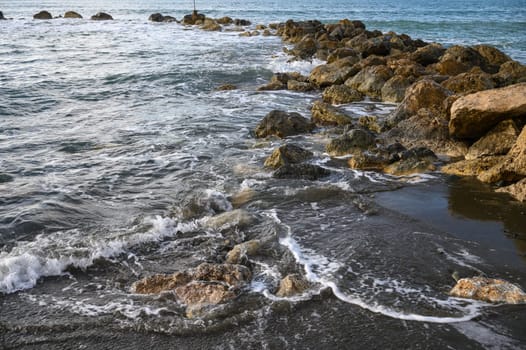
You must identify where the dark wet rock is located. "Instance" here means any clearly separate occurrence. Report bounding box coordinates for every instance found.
[359,36,392,58]
[226,240,261,264]
[311,100,354,126]
[163,15,177,23]
[273,164,331,180]
[0,174,14,183]
[201,18,222,31]
[387,79,452,127]
[477,125,526,183]
[441,156,506,177]
[276,274,310,297]
[287,79,315,92]
[433,45,490,75]
[254,110,314,138]
[465,119,519,160]
[450,277,526,304]
[258,72,307,91]
[234,19,251,26]
[33,11,52,20]
[64,11,82,19]
[493,61,526,87]
[183,11,205,25]
[264,144,313,169]
[216,84,237,91]
[410,43,446,66]
[149,13,165,22]
[473,45,512,68]
[91,12,113,20]
[381,75,416,103]
[441,68,495,94]
[496,178,526,202]
[326,129,376,156]
[287,35,318,60]
[345,65,393,99]
[216,16,233,25]
[327,48,360,64]
[0,11,5,20]
[322,84,364,105]
[449,83,526,139]
[277,20,324,43]
[383,147,437,175]
[309,58,357,88]
[348,151,389,171]
[386,58,426,78]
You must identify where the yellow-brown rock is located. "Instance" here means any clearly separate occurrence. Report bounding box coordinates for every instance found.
[276,274,310,297]
[225,240,261,264]
[441,156,506,177]
[450,277,526,304]
[496,178,526,202]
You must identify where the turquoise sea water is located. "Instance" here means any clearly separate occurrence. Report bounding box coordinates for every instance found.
[1,1,526,349]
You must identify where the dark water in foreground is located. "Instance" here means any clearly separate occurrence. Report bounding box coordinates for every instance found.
[1,1,526,348]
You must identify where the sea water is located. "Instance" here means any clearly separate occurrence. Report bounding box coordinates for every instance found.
[1,1,526,348]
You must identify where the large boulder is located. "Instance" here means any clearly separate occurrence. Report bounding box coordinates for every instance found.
[287,79,314,92]
[273,164,331,180]
[441,156,505,177]
[383,147,437,175]
[449,83,526,139]
[264,144,313,169]
[441,68,495,94]
[258,72,308,91]
[434,45,489,75]
[201,18,222,31]
[183,11,205,25]
[311,100,354,126]
[327,48,360,64]
[345,65,393,99]
[326,129,376,156]
[465,119,519,160]
[309,58,357,88]
[493,61,526,87]
[450,277,526,304]
[387,79,452,126]
[496,178,526,202]
[254,110,314,138]
[322,84,364,104]
[288,35,318,59]
[64,11,82,19]
[149,13,165,22]
[91,12,113,20]
[381,75,415,103]
[473,45,512,67]
[216,16,233,25]
[33,11,52,19]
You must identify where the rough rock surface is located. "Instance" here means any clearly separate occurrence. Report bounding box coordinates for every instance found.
[226,240,261,264]
[345,65,393,99]
[311,100,354,126]
[441,156,506,177]
[441,68,495,94]
[322,84,364,105]
[449,83,526,139]
[264,144,313,169]
[276,274,310,297]
[383,147,437,176]
[496,178,526,202]
[450,277,526,304]
[254,110,314,138]
[465,119,519,160]
[326,129,376,156]
[309,59,356,88]
[0,11,5,20]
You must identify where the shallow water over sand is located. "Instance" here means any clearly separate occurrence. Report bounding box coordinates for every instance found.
[1,1,526,348]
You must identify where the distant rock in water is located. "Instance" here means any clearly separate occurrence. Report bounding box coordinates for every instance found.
[91,12,113,21]
[33,11,52,20]
[148,13,177,23]
[234,19,251,26]
[0,11,6,20]
[0,173,14,183]
[183,10,205,25]
[450,277,526,304]
[64,11,82,19]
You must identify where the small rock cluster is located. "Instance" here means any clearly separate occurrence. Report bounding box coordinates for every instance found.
[30,10,112,20]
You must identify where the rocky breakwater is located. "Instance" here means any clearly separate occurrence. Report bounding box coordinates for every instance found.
[252,19,526,198]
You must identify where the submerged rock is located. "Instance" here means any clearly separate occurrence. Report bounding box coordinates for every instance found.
[91,12,113,20]
[0,174,14,183]
[254,110,314,138]
[450,277,526,304]
[64,11,82,19]
[264,144,313,169]
[276,274,310,297]
[449,83,526,139]
[216,83,237,91]
[273,164,331,181]
[33,11,52,20]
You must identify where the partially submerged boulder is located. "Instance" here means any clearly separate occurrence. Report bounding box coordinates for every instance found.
[449,83,526,139]
[64,11,82,19]
[326,129,376,156]
[273,164,331,180]
[309,58,357,88]
[264,144,313,169]
[0,11,5,20]
[201,18,222,31]
[91,12,113,20]
[254,110,314,138]
[450,277,526,304]
[33,11,52,20]
[183,11,205,25]
[345,65,393,99]
[276,274,310,297]
[226,240,261,264]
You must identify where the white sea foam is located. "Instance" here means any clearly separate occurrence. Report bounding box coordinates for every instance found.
[264,210,486,323]
[266,51,324,76]
[0,216,199,294]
